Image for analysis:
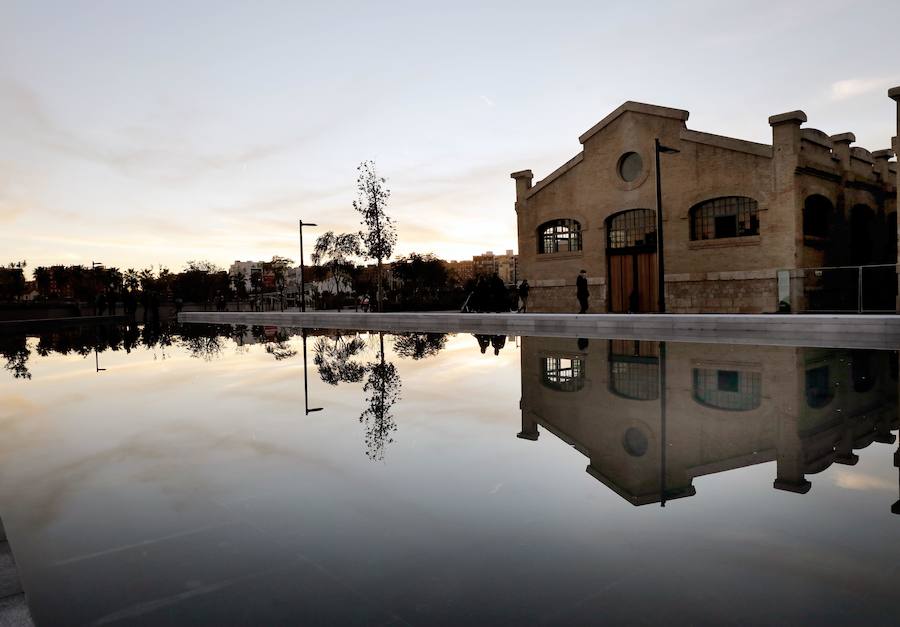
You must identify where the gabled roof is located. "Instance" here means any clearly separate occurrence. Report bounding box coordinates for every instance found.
[578,101,690,145]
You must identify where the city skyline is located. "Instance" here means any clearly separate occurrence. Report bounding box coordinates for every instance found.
[2,0,899,271]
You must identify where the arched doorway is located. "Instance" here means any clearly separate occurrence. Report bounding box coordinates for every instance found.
[606,209,657,312]
[850,204,876,265]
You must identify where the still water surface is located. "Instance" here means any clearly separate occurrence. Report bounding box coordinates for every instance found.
[1,324,898,625]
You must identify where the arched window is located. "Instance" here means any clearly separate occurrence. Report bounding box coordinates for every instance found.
[609,340,659,400]
[805,365,834,409]
[538,219,582,254]
[541,356,585,391]
[692,368,762,411]
[803,195,833,239]
[607,209,656,250]
[689,197,758,241]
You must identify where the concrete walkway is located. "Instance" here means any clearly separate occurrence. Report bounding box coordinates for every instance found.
[0,315,126,331]
[179,311,900,349]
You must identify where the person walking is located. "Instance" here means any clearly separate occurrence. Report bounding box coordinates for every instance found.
[576,270,589,314]
[517,280,530,313]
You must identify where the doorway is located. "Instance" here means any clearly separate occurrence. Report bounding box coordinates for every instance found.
[607,209,658,313]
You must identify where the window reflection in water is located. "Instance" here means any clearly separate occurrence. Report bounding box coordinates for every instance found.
[608,340,659,400]
[540,356,585,392]
[692,368,762,411]
[805,365,835,409]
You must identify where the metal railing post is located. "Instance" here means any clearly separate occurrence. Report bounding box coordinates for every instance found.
[857,265,863,314]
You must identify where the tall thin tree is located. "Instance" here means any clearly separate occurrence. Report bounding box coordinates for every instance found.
[353,161,396,312]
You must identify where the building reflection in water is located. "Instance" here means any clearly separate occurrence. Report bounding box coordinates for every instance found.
[518,337,899,513]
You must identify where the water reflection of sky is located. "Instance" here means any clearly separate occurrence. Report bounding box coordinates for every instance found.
[0,326,897,625]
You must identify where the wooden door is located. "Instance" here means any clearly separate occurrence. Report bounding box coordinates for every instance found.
[608,252,657,313]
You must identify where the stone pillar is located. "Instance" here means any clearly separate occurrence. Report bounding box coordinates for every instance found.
[833,424,859,466]
[872,149,895,181]
[769,111,807,269]
[774,350,811,494]
[890,87,900,312]
[510,170,534,207]
[517,409,540,441]
[829,133,855,170]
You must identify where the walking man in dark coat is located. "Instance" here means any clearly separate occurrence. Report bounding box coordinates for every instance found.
[517,279,530,313]
[576,270,589,314]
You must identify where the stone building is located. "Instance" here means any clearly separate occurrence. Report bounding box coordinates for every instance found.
[512,93,900,313]
[517,337,899,509]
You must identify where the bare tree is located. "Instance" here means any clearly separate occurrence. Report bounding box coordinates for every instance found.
[353,161,396,312]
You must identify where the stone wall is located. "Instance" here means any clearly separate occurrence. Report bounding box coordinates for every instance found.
[527,281,608,313]
[666,277,777,314]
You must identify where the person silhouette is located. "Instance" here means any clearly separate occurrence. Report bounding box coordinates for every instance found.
[576,270,589,314]
[517,279,530,313]
[476,334,491,354]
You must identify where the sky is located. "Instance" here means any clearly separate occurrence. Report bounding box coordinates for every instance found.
[1,0,899,275]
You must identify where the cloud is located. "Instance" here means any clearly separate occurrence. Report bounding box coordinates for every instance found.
[480,95,495,107]
[0,78,331,185]
[830,77,898,101]
[832,469,896,492]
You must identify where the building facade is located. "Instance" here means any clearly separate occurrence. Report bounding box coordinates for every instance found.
[513,95,900,313]
[518,336,899,508]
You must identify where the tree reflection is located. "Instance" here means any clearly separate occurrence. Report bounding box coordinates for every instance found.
[360,333,401,461]
[393,332,447,360]
[314,334,367,385]
[178,324,231,361]
[263,328,298,361]
[1,334,30,380]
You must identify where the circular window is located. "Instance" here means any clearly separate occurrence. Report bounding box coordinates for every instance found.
[618,152,643,182]
[622,427,649,457]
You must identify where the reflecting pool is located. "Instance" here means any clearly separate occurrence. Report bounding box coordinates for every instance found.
[1,323,898,625]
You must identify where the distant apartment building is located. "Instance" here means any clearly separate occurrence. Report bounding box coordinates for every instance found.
[228,260,263,292]
[473,250,519,284]
[444,259,475,284]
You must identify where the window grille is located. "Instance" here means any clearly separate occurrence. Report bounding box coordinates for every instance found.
[609,358,659,400]
[538,219,582,254]
[607,209,657,250]
[690,197,759,241]
[541,356,585,391]
[692,368,761,411]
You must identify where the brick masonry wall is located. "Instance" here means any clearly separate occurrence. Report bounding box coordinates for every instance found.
[666,278,777,313]
[527,284,608,313]
[528,278,775,313]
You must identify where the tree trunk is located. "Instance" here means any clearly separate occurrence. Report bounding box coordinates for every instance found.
[376,258,383,313]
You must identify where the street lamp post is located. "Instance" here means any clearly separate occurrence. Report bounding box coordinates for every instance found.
[654,138,680,314]
[299,220,317,312]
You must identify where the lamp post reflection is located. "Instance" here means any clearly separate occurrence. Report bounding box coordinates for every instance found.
[659,340,667,507]
[893,440,899,515]
[301,330,323,415]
